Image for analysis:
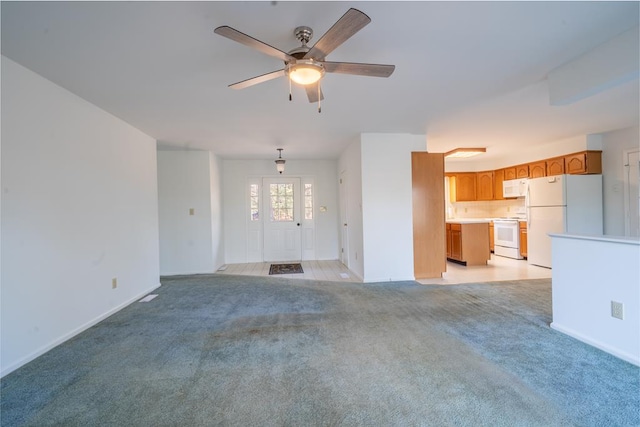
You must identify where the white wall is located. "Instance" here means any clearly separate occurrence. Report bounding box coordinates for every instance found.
[223,159,339,264]
[601,126,640,236]
[551,234,639,366]
[360,134,427,282]
[157,150,224,275]
[1,57,160,376]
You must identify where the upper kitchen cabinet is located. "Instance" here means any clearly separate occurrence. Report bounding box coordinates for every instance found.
[503,167,517,180]
[448,173,477,201]
[546,156,565,176]
[565,151,602,174]
[494,169,505,200]
[528,161,547,178]
[516,164,529,178]
[476,171,494,200]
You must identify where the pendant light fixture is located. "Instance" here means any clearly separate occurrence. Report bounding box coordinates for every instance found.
[275,148,286,174]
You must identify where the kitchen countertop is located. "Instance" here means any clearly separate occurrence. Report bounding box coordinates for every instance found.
[447,218,527,224]
[446,219,491,224]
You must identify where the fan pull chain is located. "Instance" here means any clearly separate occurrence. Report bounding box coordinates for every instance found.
[289,76,292,101]
[317,82,321,113]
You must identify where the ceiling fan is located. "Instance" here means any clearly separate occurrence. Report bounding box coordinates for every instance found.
[214,8,395,112]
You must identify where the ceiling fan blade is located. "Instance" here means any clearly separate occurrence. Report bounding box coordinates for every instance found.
[214,26,295,62]
[228,69,286,90]
[304,8,371,60]
[323,61,395,77]
[305,83,324,103]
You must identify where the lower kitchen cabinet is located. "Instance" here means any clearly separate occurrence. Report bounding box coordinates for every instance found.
[446,223,453,259]
[450,224,462,260]
[489,222,494,252]
[446,222,491,266]
[519,221,527,259]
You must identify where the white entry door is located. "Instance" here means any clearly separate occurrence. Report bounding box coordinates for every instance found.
[263,177,302,262]
[339,171,349,266]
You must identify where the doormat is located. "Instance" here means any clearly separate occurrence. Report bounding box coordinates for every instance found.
[269,263,304,275]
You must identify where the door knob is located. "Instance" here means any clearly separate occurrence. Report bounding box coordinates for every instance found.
[297,223,301,226]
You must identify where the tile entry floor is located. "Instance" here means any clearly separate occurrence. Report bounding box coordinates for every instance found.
[217,255,551,285]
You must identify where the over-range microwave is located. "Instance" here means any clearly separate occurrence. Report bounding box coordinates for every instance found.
[503,178,528,198]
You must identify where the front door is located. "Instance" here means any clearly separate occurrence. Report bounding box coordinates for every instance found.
[339,171,349,266]
[263,177,302,262]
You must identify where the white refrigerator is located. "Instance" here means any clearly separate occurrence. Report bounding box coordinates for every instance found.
[526,174,603,268]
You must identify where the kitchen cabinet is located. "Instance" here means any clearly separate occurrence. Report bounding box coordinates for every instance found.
[446,223,452,258]
[494,169,505,200]
[528,161,546,178]
[504,167,517,180]
[565,151,602,175]
[476,171,494,200]
[412,153,446,279]
[519,221,527,259]
[446,221,491,265]
[449,173,477,201]
[449,223,462,261]
[516,164,529,178]
[546,156,565,176]
[489,222,494,252]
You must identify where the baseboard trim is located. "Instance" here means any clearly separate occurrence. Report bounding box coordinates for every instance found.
[550,322,639,367]
[1,282,162,378]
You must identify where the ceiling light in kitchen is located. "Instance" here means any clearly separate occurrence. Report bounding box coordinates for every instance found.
[445,148,487,158]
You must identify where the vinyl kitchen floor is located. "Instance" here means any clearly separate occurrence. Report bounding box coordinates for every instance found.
[417,254,552,285]
[217,255,551,285]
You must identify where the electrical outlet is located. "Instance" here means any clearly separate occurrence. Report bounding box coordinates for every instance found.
[611,301,624,320]
[189,208,195,216]
[112,278,118,289]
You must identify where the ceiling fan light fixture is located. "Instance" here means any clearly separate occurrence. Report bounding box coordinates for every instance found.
[287,60,325,85]
[445,148,487,158]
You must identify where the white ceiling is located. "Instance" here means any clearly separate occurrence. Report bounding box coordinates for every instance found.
[2,1,638,164]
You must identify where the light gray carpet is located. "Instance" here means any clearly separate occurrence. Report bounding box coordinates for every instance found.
[1,275,639,426]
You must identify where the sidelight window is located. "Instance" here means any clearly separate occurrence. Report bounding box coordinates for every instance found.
[304,183,313,220]
[249,184,259,221]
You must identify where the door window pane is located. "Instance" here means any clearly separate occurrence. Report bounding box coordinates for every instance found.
[270,183,294,221]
